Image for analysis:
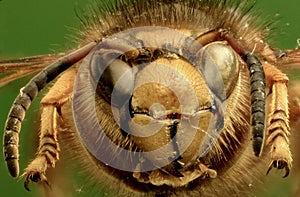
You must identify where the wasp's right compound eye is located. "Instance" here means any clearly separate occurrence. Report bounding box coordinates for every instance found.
[88,46,137,108]
[98,58,135,107]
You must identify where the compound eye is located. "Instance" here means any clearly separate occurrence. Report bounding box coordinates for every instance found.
[91,52,135,107]
[197,42,239,100]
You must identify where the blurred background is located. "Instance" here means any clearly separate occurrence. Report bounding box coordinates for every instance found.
[0,0,299,196]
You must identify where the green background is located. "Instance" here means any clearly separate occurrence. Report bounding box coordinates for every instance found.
[0,0,299,196]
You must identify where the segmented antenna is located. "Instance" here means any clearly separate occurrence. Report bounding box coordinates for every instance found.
[3,41,97,178]
[243,53,266,156]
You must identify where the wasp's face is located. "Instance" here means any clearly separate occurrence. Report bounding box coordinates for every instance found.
[71,26,248,188]
[1,1,300,197]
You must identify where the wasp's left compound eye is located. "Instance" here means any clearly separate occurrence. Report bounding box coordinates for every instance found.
[196,42,239,100]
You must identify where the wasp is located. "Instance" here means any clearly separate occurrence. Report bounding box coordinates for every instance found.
[1,0,300,197]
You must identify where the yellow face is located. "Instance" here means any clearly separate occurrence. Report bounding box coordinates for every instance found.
[130,58,213,168]
[69,25,252,189]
